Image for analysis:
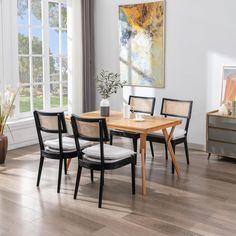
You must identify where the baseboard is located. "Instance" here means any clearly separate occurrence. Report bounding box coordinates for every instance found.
[161,142,205,152]
[187,143,205,151]
[8,138,39,150]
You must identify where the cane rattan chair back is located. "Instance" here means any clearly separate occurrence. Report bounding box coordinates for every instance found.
[161,98,193,132]
[129,95,156,115]
[71,117,109,142]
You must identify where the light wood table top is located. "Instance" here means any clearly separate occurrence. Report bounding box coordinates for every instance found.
[79,111,182,133]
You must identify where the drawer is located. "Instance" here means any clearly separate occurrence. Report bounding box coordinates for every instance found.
[207,140,236,158]
[208,127,236,144]
[208,115,236,130]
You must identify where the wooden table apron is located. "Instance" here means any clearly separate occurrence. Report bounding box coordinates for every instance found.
[68,111,182,195]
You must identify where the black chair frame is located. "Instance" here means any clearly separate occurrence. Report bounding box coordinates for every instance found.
[34,110,77,193]
[147,98,193,174]
[110,95,156,163]
[71,115,136,208]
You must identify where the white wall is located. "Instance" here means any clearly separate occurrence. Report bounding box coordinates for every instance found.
[94,0,236,147]
[0,0,3,94]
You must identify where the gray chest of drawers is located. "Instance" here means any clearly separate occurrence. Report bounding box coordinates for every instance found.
[206,110,236,159]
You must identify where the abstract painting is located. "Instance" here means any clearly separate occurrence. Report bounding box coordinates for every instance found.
[119,1,165,87]
[221,65,236,102]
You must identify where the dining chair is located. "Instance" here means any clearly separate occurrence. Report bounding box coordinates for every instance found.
[147,98,193,173]
[71,114,136,208]
[110,95,156,162]
[34,111,92,193]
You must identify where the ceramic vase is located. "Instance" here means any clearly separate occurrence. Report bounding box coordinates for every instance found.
[0,135,8,164]
[100,99,110,117]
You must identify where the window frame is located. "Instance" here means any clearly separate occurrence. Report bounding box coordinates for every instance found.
[15,0,68,119]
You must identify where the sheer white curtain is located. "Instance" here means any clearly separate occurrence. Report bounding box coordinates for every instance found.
[67,0,83,114]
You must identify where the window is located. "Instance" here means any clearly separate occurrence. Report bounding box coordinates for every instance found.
[17,0,68,116]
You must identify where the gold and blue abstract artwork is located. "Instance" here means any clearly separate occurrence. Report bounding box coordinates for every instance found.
[119,1,165,87]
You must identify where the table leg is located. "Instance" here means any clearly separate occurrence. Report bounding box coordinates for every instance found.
[140,133,147,195]
[162,127,181,178]
[67,158,72,171]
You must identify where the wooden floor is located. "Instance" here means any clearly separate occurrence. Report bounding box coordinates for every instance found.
[1,139,236,236]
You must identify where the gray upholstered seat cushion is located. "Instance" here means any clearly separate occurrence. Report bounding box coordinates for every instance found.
[83,155,128,163]
[150,127,186,140]
[44,137,92,152]
[82,144,135,161]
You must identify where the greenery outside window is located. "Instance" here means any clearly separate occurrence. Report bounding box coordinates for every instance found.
[17,0,68,115]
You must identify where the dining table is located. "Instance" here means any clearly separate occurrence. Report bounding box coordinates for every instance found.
[68,111,182,195]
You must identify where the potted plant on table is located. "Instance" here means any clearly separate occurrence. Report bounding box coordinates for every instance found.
[97,69,126,117]
[0,87,20,164]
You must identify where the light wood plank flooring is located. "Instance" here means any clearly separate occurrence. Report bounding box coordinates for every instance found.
[1,139,236,236]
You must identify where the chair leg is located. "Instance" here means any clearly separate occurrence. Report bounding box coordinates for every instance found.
[208,153,211,160]
[102,173,104,186]
[149,141,154,158]
[172,144,175,174]
[74,165,82,199]
[132,138,138,165]
[131,161,135,195]
[90,169,94,182]
[184,140,190,165]
[165,143,168,160]
[67,158,72,171]
[98,170,104,208]
[57,158,63,193]
[64,158,67,175]
[110,133,113,145]
[36,155,44,187]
